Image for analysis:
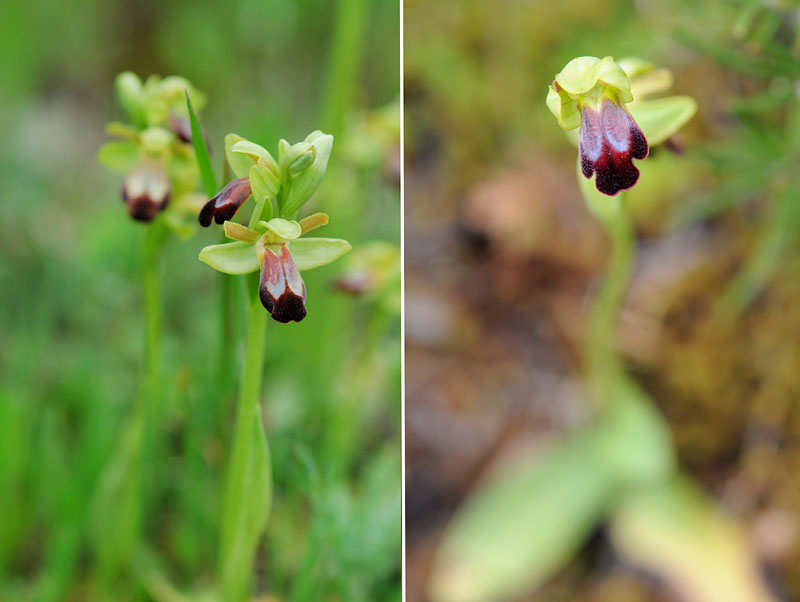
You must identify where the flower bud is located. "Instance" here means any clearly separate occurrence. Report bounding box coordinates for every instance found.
[122,160,171,222]
[280,142,315,176]
[249,160,281,202]
[259,245,307,323]
[281,131,333,216]
[198,177,253,227]
[116,72,146,128]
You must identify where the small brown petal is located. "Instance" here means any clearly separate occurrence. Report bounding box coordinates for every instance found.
[168,113,193,144]
[198,177,252,227]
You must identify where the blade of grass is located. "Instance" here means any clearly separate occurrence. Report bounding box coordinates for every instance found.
[186,90,217,197]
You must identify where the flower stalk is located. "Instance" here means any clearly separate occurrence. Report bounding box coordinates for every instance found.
[583,188,634,408]
[219,272,272,602]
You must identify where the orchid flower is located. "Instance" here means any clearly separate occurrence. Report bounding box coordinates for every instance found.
[547,56,697,197]
[547,56,648,196]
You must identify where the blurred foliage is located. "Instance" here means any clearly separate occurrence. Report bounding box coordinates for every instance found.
[406,0,800,601]
[0,0,399,601]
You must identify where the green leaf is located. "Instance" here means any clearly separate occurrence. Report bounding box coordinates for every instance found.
[97,140,140,174]
[262,218,302,240]
[428,434,613,602]
[593,376,675,487]
[185,91,217,197]
[220,406,272,602]
[281,131,334,216]
[629,96,697,146]
[610,477,776,602]
[198,241,259,275]
[289,237,351,270]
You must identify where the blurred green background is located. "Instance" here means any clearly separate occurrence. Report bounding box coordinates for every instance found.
[405,0,800,601]
[0,0,400,601]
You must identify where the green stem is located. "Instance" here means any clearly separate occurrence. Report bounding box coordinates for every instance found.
[585,194,634,408]
[321,0,369,135]
[142,223,164,422]
[93,222,164,595]
[217,234,240,404]
[219,273,272,602]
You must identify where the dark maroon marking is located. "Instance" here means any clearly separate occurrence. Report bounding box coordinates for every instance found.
[121,173,170,222]
[258,247,307,323]
[198,177,252,227]
[168,113,193,144]
[169,112,213,151]
[269,292,307,323]
[124,191,170,221]
[579,98,648,196]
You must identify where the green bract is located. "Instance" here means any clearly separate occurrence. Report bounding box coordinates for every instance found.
[546,56,633,130]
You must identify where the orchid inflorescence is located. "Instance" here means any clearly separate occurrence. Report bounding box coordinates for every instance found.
[547,56,697,196]
[198,132,351,323]
[98,72,207,234]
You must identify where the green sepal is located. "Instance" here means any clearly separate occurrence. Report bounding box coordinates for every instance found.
[555,56,632,103]
[97,140,140,174]
[628,96,697,146]
[225,134,252,179]
[198,241,259,274]
[289,237,351,271]
[231,139,277,168]
[546,86,581,130]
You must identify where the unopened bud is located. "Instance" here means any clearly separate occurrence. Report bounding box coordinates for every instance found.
[116,72,146,128]
[281,142,315,176]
